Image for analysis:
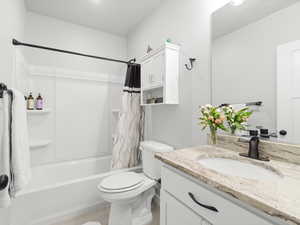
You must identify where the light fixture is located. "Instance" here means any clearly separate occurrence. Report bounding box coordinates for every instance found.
[90,0,101,4]
[230,0,246,6]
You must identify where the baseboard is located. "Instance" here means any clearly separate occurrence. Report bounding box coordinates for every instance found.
[31,201,110,225]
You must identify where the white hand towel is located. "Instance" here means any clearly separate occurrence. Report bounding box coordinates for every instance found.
[10,89,31,196]
[0,94,12,208]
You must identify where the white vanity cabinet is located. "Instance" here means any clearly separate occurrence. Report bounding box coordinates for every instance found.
[160,165,281,225]
[140,43,179,106]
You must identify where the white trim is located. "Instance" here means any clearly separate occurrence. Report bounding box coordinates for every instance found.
[138,42,181,63]
[29,65,124,84]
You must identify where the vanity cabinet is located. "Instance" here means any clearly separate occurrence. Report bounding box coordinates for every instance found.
[140,43,179,106]
[161,165,279,225]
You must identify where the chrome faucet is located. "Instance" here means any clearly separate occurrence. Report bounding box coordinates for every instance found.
[238,136,269,161]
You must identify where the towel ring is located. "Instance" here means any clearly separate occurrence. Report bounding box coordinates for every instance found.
[185,58,196,71]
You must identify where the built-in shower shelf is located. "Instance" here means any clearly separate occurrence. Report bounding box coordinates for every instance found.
[141,103,164,106]
[30,139,52,150]
[27,108,52,115]
[112,109,120,113]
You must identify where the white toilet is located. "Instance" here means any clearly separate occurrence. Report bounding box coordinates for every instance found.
[97,141,174,225]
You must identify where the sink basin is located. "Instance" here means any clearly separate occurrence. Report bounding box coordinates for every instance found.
[198,158,282,181]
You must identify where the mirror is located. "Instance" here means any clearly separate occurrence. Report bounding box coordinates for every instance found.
[212,0,300,144]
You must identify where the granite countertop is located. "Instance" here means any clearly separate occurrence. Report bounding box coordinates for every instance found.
[155,145,300,225]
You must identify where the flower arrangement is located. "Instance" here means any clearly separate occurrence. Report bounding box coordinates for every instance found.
[222,105,253,135]
[198,104,227,144]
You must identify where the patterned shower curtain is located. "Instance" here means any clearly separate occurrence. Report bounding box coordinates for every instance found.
[111,64,144,169]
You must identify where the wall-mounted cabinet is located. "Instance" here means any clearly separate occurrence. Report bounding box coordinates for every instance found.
[140,43,179,106]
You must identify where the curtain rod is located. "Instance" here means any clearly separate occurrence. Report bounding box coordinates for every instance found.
[12,39,137,65]
[219,101,263,107]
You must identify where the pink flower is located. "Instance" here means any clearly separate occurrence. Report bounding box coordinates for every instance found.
[215,119,222,125]
[220,115,226,121]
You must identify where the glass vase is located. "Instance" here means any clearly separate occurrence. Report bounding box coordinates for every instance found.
[230,127,236,135]
[210,127,217,145]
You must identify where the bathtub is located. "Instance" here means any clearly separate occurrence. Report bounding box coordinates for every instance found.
[2,156,141,225]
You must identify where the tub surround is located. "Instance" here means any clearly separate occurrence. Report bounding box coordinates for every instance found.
[156,143,300,225]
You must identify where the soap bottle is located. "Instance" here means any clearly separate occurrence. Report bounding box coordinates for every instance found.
[36,93,43,110]
[27,92,35,110]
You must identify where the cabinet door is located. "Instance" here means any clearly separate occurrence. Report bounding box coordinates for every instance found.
[161,191,213,225]
[141,58,152,90]
[141,52,164,90]
[150,52,164,87]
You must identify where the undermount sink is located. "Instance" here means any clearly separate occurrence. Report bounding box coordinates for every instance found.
[198,158,282,181]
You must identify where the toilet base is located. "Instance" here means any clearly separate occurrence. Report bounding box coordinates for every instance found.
[108,188,155,225]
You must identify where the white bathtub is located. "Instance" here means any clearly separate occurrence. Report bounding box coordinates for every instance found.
[3,156,141,225]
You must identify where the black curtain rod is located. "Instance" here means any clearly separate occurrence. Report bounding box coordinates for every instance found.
[219,101,263,108]
[12,39,137,65]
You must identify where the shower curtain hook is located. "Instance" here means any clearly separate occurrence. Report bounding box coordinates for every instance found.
[0,83,8,98]
[185,58,196,71]
[128,58,137,65]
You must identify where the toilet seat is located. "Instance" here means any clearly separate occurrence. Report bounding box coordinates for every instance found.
[99,172,145,193]
[98,172,156,202]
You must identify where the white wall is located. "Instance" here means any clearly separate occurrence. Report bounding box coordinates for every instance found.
[0,0,26,86]
[22,12,126,166]
[24,12,127,75]
[212,2,300,130]
[128,0,229,148]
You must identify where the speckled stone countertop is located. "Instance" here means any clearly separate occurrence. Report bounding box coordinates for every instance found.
[156,145,300,225]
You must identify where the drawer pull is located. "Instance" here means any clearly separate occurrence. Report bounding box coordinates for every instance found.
[188,192,219,213]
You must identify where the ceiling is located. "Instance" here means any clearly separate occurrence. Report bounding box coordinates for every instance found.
[212,0,300,39]
[25,0,162,36]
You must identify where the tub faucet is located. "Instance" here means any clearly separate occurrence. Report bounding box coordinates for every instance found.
[238,136,269,161]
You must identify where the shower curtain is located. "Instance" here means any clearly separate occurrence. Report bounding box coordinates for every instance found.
[111,64,144,169]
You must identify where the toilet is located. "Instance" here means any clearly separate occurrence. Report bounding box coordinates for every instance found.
[98,141,174,225]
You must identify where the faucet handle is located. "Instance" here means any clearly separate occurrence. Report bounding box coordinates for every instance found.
[238,136,252,143]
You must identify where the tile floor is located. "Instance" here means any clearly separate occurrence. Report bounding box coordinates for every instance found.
[51,202,160,225]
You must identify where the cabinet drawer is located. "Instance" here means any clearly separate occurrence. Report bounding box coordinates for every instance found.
[162,166,274,225]
[161,190,212,225]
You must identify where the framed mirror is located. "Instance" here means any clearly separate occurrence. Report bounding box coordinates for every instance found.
[212,0,300,144]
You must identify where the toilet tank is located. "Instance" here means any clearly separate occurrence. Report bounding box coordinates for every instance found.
[140,141,174,180]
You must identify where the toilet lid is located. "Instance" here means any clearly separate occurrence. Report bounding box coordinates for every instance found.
[99,172,145,193]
